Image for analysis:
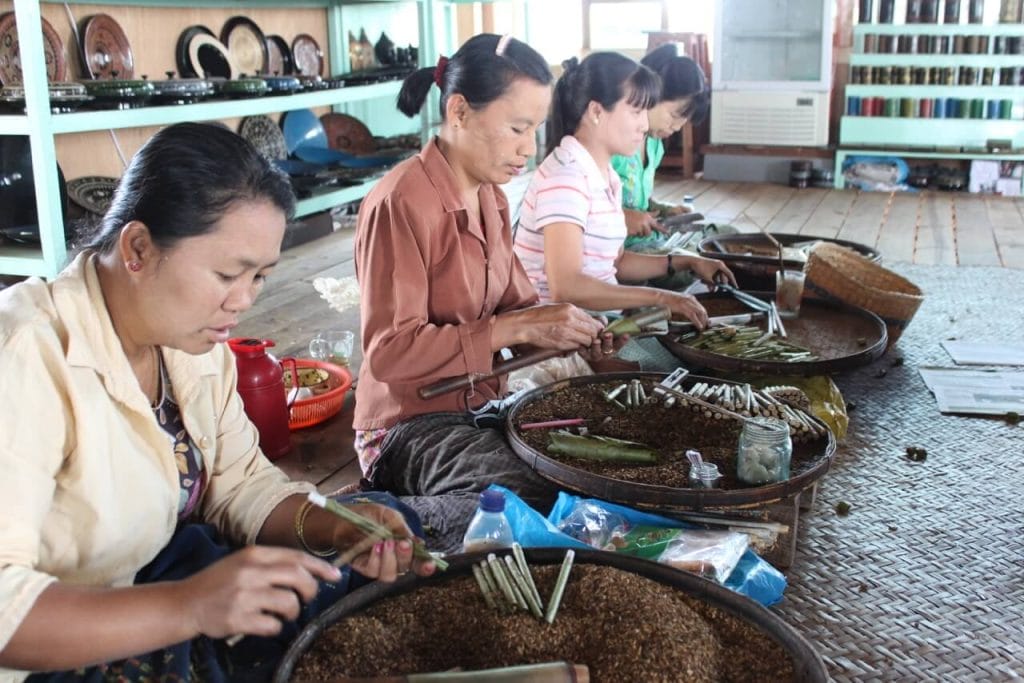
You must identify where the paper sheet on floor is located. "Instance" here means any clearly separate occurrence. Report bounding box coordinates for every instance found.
[918,367,1024,415]
[941,341,1024,366]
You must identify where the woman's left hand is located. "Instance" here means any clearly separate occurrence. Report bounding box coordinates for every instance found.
[330,503,436,581]
[688,256,738,288]
[579,330,629,363]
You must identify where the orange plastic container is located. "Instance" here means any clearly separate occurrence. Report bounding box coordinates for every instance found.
[284,360,353,430]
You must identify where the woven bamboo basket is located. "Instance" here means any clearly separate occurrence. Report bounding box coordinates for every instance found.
[804,242,923,348]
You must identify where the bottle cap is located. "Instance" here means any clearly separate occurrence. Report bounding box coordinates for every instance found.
[478,488,506,513]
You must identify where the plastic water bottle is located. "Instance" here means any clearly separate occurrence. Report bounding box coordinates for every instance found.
[461,489,514,553]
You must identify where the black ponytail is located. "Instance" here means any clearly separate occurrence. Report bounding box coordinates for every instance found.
[396,33,551,119]
[641,43,710,125]
[546,52,659,155]
[396,67,438,118]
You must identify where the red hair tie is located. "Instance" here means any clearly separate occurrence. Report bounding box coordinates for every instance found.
[433,55,449,88]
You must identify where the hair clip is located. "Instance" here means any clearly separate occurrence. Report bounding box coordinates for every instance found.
[495,34,512,56]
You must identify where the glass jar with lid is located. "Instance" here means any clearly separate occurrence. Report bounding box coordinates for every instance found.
[736,417,792,485]
[689,462,722,489]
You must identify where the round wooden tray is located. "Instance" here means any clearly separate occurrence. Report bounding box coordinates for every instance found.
[81,14,133,80]
[659,291,887,376]
[0,12,67,85]
[505,372,836,511]
[698,232,881,290]
[272,547,828,683]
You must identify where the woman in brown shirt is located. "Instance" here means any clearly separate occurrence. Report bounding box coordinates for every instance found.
[354,34,611,552]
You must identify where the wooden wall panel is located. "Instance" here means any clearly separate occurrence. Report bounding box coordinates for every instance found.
[1,2,328,178]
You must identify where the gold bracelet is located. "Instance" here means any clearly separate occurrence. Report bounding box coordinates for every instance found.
[294,500,337,557]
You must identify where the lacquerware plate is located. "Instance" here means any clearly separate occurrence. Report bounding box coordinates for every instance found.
[320,112,375,155]
[291,34,324,77]
[281,109,328,154]
[80,13,133,79]
[239,115,287,161]
[0,12,67,85]
[66,176,119,216]
[189,34,237,80]
[265,34,293,76]
[176,25,214,79]
[220,16,267,76]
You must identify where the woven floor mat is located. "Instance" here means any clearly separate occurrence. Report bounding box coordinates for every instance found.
[773,263,1024,681]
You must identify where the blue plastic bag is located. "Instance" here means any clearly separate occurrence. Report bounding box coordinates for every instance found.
[492,484,787,607]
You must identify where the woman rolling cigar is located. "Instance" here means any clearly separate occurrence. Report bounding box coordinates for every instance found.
[354,34,617,554]
[613,43,737,257]
[0,124,434,682]
[512,52,735,368]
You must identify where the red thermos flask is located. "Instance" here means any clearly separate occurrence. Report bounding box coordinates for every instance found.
[227,338,296,461]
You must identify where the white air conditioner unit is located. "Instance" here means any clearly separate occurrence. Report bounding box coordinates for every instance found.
[710,91,830,146]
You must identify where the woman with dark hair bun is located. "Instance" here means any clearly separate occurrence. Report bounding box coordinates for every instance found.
[614,43,714,239]
[514,51,735,345]
[355,34,614,553]
[0,123,433,681]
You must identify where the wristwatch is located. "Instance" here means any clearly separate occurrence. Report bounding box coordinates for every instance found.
[666,254,676,277]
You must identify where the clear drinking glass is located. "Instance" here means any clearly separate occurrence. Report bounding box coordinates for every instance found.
[775,269,806,318]
[308,330,355,366]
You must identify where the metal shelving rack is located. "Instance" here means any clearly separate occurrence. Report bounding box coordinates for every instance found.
[835,23,1024,188]
[0,0,455,279]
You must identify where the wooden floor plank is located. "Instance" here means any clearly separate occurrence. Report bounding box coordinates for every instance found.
[764,187,828,235]
[953,195,1003,267]
[835,191,890,248]
[736,184,797,231]
[701,182,761,226]
[915,192,956,266]
[875,192,918,263]
[802,187,858,237]
[990,198,1024,268]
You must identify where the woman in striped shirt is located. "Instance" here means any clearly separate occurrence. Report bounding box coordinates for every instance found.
[513,52,735,329]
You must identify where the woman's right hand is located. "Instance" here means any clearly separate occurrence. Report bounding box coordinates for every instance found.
[624,208,665,237]
[496,303,604,352]
[662,291,709,329]
[179,546,340,639]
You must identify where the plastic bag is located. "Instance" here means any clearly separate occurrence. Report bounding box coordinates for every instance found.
[755,375,849,440]
[555,500,748,583]
[506,353,594,393]
[492,485,787,607]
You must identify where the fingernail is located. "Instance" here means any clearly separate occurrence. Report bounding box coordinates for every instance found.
[385,539,395,552]
[398,539,412,553]
[374,542,384,555]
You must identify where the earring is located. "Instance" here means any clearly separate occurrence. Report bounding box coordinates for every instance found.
[593,117,600,125]
[127,260,142,272]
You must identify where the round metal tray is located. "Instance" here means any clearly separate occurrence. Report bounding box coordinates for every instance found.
[506,372,836,511]
[659,292,887,376]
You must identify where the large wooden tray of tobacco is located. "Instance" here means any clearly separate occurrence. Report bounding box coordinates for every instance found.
[659,291,887,376]
[274,547,828,683]
[506,373,836,511]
